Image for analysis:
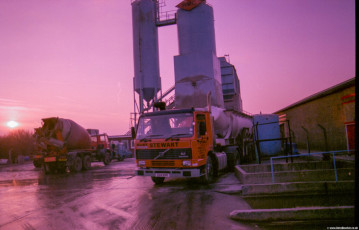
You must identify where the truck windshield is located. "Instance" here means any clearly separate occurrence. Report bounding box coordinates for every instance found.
[136,113,194,140]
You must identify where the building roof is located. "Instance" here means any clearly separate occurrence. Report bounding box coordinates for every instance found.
[108,130,132,139]
[274,77,355,113]
[109,135,132,139]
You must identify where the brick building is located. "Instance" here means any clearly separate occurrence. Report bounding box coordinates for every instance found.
[274,77,355,152]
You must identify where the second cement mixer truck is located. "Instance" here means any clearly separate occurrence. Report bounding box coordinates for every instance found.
[36,117,112,174]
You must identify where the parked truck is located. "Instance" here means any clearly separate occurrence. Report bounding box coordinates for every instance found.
[36,117,112,174]
[133,105,253,184]
[89,132,115,156]
[110,141,132,161]
[87,129,116,159]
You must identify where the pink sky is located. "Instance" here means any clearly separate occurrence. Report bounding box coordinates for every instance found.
[0,0,355,135]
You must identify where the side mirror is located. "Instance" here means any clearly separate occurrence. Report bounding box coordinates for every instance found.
[131,127,136,139]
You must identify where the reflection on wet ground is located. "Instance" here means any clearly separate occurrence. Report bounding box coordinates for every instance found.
[3,160,352,229]
[0,178,39,187]
[0,160,257,230]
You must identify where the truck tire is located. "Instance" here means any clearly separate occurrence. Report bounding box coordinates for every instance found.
[200,156,214,184]
[103,152,111,165]
[71,156,82,172]
[151,177,165,184]
[82,155,91,170]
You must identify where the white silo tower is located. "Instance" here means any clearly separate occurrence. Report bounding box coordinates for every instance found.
[174,1,224,109]
[132,0,161,113]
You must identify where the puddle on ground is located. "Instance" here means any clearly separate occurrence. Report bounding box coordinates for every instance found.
[0,179,39,187]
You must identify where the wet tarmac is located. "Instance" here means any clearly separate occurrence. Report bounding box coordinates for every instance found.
[0,159,258,230]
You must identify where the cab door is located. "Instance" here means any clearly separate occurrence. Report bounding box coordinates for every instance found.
[196,113,209,160]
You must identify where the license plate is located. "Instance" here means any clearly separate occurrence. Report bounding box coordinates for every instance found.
[155,173,170,177]
[44,157,56,162]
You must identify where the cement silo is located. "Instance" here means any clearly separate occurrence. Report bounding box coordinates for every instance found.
[132,0,161,112]
[177,2,216,55]
[174,2,224,109]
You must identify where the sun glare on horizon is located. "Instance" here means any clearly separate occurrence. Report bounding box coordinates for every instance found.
[6,121,19,128]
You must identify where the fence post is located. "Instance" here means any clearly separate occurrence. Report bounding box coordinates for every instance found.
[255,122,261,164]
[287,120,293,163]
[332,152,338,182]
[271,157,275,183]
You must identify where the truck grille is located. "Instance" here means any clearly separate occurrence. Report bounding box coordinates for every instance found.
[151,161,175,167]
[136,148,192,160]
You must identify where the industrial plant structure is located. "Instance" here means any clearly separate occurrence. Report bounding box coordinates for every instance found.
[129,0,296,186]
[127,0,355,170]
[131,0,246,121]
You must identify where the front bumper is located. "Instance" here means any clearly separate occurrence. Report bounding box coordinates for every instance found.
[136,168,203,178]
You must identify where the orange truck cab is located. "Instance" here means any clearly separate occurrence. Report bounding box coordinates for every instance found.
[134,108,230,184]
[90,133,111,150]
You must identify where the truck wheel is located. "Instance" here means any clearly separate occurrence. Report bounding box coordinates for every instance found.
[151,177,165,184]
[200,156,214,184]
[71,156,82,172]
[82,155,91,170]
[103,152,111,165]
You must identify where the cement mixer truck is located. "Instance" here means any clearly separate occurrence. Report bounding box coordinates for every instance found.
[36,117,112,174]
[133,105,253,184]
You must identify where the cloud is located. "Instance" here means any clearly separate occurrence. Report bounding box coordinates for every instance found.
[0,98,46,113]
[0,98,24,105]
[0,105,29,111]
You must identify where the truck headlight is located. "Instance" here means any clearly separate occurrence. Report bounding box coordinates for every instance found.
[182,160,191,166]
[138,160,145,166]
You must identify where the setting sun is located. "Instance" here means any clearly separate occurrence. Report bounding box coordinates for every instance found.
[6,121,19,128]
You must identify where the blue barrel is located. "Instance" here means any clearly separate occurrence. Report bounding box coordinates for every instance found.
[253,114,281,156]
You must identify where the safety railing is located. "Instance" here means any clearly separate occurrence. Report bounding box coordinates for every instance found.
[253,120,293,164]
[270,150,355,184]
[157,10,176,22]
